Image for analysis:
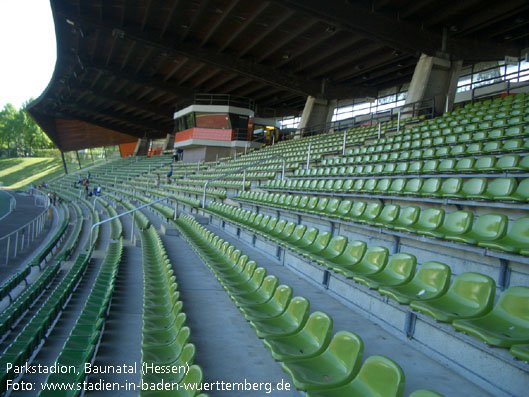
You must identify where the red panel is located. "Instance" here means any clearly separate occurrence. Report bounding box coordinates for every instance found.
[119,141,137,157]
[174,128,234,142]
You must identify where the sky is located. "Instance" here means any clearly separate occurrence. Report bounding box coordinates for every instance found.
[0,0,56,110]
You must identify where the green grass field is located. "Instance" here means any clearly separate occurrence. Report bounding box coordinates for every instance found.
[0,157,65,190]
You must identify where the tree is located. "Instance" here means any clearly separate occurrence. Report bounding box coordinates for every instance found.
[0,99,55,157]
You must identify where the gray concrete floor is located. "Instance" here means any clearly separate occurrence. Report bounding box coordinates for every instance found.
[146,211,301,397]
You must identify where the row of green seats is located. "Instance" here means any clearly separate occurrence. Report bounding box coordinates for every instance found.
[344,136,529,159]
[40,239,123,396]
[163,183,227,199]
[0,264,59,336]
[237,192,529,255]
[0,253,90,394]
[55,201,84,261]
[140,226,207,397]
[321,151,529,171]
[206,203,529,359]
[268,175,529,203]
[176,213,440,396]
[0,267,31,301]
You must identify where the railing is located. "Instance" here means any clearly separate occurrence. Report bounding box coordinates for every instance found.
[193,93,255,110]
[295,97,434,139]
[1,205,49,265]
[88,197,170,248]
[201,155,287,208]
[0,191,16,221]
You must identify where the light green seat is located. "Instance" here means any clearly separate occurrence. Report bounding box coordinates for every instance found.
[495,154,521,171]
[250,296,310,338]
[410,272,495,322]
[454,157,475,173]
[357,202,382,224]
[452,286,529,347]
[478,216,529,255]
[346,201,367,221]
[233,276,279,307]
[403,178,423,195]
[440,178,462,198]
[409,390,444,397]
[409,208,445,236]
[510,179,529,202]
[461,178,488,199]
[372,204,400,227]
[419,178,441,196]
[388,178,406,194]
[305,355,405,397]
[474,155,497,172]
[325,241,367,275]
[280,330,364,391]
[299,232,332,258]
[444,213,507,245]
[342,246,389,279]
[378,262,451,305]
[291,227,319,251]
[141,327,190,365]
[354,253,416,290]
[485,177,517,201]
[438,158,456,173]
[375,178,391,193]
[510,344,529,361]
[263,311,333,362]
[389,206,420,232]
[241,285,293,321]
[423,210,473,239]
[336,200,353,218]
[315,236,348,265]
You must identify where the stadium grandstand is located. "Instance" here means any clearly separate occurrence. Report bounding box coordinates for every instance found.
[1,0,528,396]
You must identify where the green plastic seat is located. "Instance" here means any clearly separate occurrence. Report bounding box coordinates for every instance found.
[409,390,444,397]
[233,276,279,307]
[375,178,391,193]
[357,202,382,224]
[474,155,497,172]
[141,326,190,364]
[388,178,406,194]
[305,355,405,397]
[342,246,389,279]
[510,179,529,202]
[250,296,310,338]
[241,285,293,321]
[495,154,521,171]
[478,216,529,254]
[354,253,417,290]
[336,200,353,218]
[410,272,495,322]
[370,204,399,228]
[455,157,475,173]
[409,208,445,236]
[280,330,364,391]
[389,206,420,232]
[452,286,529,347]
[445,213,507,245]
[326,241,367,275]
[510,344,529,361]
[299,232,332,258]
[403,178,423,195]
[461,177,488,199]
[315,236,348,265]
[378,261,451,305]
[440,178,462,198]
[485,177,518,201]
[346,201,367,221]
[419,178,441,196]
[291,227,319,250]
[263,311,333,362]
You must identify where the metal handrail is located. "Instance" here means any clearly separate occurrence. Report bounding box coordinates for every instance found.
[201,154,286,208]
[87,197,169,249]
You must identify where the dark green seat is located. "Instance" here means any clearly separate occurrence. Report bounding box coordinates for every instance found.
[280,330,364,391]
[410,272,495,322]
[336,200,353,219]
[342,246,389,279]
[346,201,367,221]
[389,206,420,232]
[305,355,405,397]
[444,213,507,245]
[478,216,529,255]
[263,311,333,362]
[511,179,529,202]
[250,296,310,338]
[378,262,451,305]
[357,202,382,224]
[354,253,416,290]
[452,286,529,347]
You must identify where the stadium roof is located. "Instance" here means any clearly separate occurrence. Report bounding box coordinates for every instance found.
[28,0,529,151]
